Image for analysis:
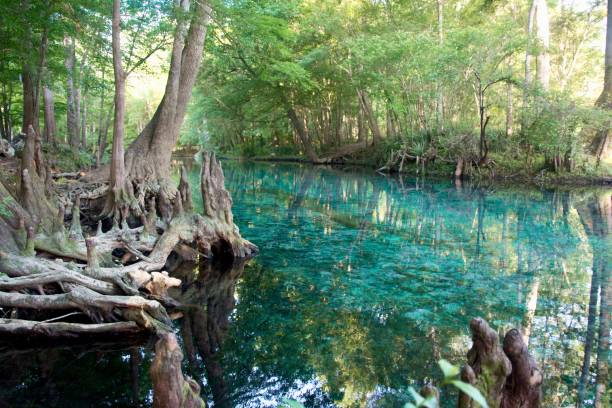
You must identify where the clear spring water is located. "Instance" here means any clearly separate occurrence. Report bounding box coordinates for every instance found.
[1,159,609,407]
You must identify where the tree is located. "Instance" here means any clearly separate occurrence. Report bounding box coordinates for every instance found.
[103,0,130,223]
[593,0,611,163]
[42,85,56,144]
[122,0,212,196]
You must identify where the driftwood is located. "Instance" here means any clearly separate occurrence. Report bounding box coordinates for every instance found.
[0,145,256,407]
[459,318,542,408]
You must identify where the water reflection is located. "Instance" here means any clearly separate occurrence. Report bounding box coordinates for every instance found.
[172,259,246,408]
[0,160,609,408]
[213,161,610,407]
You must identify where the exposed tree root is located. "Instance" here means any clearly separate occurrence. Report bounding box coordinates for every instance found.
[458,317,542,408]
[0,146,255,407]
[0,318,143,339]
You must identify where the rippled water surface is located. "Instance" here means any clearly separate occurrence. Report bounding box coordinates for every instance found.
[1,160,609,408]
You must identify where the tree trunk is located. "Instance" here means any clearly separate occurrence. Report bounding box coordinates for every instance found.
[75,87,81,146]
[287,105,320,162]
[103,0,132,222]
[0,82,13,141]
[436,0,444,129]
[81,97,87,148]
[522,0,537,134]
[123,0,212,191]
[534,0,550,90]
[97,103,113,167]
[22,68,36,136]
[593,0,611,163]
[357,106,366,144]
[357,89,382,145]
[43,86,56,145]
[20,0,43,136]
[65,36,79,148]
[506,83,513,137]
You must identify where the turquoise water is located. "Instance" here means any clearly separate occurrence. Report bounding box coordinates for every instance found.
[0,160,609,407]
[208,161,609,407]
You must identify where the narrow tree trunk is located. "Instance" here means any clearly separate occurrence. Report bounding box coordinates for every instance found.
[81,97,87,148]
[97,103,114,167]
[75,86,81,145]
[22,69,36,135]
[357,106,366,144]
[522,0,537,133]
[20,0,40,135]
[357,89,382,145]
[43,86,56,145]
[104,0,130,222]
[64,36,79,148]
[534,0,550,90]
[0,81,13,141]
[506,83,513,137]
[593,0,611,163]
[287,105,319,162]
[436,0,444,129]
[96,68,108,166]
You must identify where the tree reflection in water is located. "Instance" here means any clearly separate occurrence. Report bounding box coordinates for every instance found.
[0,160,609,408]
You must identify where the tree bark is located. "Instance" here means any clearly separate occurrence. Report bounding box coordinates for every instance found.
[65,36,79,148]
[534,0,550,90]
[506,83,513,137]
[81,95,87,148]
[0,81,13,141]
[522,0,537,134]
[122,0,212,190]
[436,0,444,129]
[97,103,114,167]
[20,0,46,136]
[459,318,542,408]
[593,0,611,163]
[103,0,132,222]
[287,105,320,162]
[43,86,56,145]
[358,89,382,145]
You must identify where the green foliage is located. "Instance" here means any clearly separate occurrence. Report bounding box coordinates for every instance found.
[44,143,95,172]
[181,0,607,177]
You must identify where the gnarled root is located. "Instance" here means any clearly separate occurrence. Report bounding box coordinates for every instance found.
[459,318,542,408]
[1,149,255,407]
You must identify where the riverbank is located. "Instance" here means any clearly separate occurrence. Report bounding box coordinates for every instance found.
[214,152,612,188]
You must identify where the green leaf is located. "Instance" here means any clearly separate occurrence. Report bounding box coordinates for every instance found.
[422,396,438,408]
[438,359,460,379]
[451,380,489,408]
[408,387,425,405]
[403,403,417,408]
